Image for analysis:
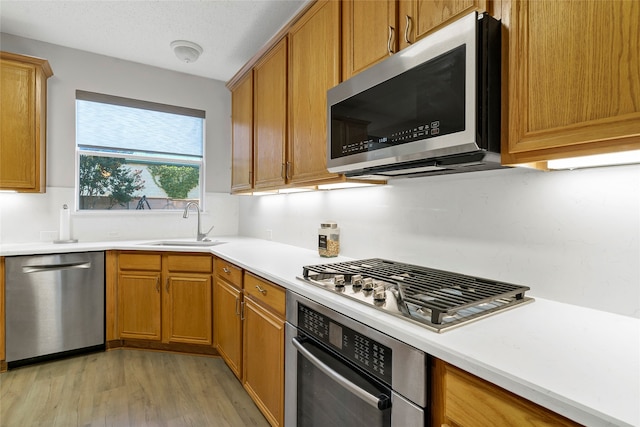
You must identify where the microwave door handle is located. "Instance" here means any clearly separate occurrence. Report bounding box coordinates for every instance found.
[291,337,391,410]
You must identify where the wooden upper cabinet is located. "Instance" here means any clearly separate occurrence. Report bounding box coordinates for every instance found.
[288,0,341,184]
[253,38,287,189]
[0,52,53,193]
[399,0,487,50]
[231,72,254,192]
[342,0,397,80]
[503,0,640,164]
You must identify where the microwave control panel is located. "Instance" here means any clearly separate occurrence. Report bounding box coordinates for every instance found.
[298,303,392,384]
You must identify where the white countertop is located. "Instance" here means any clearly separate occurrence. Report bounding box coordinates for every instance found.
[2,237,639,426]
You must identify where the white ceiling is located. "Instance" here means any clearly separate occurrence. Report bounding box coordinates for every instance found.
[0,0,309,82]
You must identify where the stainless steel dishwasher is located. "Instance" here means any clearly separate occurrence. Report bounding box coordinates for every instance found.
[5,251,105,367]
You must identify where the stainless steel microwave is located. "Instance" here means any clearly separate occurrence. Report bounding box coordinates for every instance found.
[327,12,503,178]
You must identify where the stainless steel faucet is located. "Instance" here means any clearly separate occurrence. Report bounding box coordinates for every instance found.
[183,201,214,241]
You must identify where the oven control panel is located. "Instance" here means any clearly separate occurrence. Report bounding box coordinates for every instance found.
[298,304,392,384]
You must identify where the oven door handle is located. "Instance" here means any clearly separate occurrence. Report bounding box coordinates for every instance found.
[291,337,392,410]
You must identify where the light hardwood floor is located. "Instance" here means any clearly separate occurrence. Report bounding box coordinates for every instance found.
[0,349,269,427]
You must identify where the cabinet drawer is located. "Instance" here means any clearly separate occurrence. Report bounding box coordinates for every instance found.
[215,258,243,287]
[118,252,161,271]
[166,254,212,273]
[244,273,285,317]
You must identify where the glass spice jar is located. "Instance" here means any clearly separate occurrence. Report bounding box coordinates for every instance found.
[318,222,340,257]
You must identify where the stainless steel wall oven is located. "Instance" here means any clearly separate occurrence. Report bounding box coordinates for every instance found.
[285,291,429,427]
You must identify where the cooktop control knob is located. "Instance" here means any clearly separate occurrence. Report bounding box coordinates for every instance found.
[351,274,363,287]
[373,284,386,301]
[334,274,345,287]
[362,278,374,291]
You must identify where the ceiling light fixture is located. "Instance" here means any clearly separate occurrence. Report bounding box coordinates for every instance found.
[170,40,203,63]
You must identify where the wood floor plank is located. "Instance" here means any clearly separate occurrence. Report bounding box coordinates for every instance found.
[0,350,269,427]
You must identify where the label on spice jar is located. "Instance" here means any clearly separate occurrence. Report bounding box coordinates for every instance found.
[318,234,328,249]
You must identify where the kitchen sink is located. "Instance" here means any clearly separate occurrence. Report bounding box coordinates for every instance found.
[142,240,227,247]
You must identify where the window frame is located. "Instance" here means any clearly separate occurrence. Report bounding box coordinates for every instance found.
[74,90,206,212]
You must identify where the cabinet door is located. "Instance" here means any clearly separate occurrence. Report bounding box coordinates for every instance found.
[342,0,397,80]
[504,0,640,164]
[231,72,254,192]
[118,272,162,340]
[398,0,486,49]
[1,257,5,363]
[243,297,285,427]
[0,54,51,192]
[288,0,341,184]
[432,359,579,427]
[254,38,287,189]
[214,278,243,379]
[163,274,212,345]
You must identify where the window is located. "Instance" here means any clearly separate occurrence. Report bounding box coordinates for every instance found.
[75,91,205,210]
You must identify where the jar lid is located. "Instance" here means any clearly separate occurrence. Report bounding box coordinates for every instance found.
[320,222,338,228]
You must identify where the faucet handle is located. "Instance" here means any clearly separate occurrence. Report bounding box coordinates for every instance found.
[200,225,214,241]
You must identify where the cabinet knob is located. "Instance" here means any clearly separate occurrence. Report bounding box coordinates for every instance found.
[223,267,231,274]
[255,285,267,295]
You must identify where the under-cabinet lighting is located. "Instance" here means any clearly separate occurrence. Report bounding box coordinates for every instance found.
[277,187,315,194]
[317,182,378,190]
[0,190,18,193]
[251,190,279,196]
[547,150,640,170]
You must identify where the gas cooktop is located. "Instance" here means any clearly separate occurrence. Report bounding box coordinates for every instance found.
[298,258,533,332]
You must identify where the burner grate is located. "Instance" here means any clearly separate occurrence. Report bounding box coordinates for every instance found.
[303,258,530,324]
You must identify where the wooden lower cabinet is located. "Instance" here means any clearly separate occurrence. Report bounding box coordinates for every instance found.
[214,258,244,378]
[118,271,162,340]
[214,261,285,427]
[115,251,213,348]
[242,295,285,427]
[0,257,5,368]
[163,274,212,345]
[432,359,580,427]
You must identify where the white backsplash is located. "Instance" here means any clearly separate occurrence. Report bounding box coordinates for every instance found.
[0,188,239,243]
[239,164,640,318]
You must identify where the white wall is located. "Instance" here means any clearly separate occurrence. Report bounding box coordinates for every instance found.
[2,34,639,319]
[0,34,239,242]
[239,165,640,318]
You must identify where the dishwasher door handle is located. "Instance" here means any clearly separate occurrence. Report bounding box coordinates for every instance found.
[291,336,392,410]
[22,261,92,273]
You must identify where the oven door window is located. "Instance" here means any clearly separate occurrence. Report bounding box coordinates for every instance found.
[296,337,391,427]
